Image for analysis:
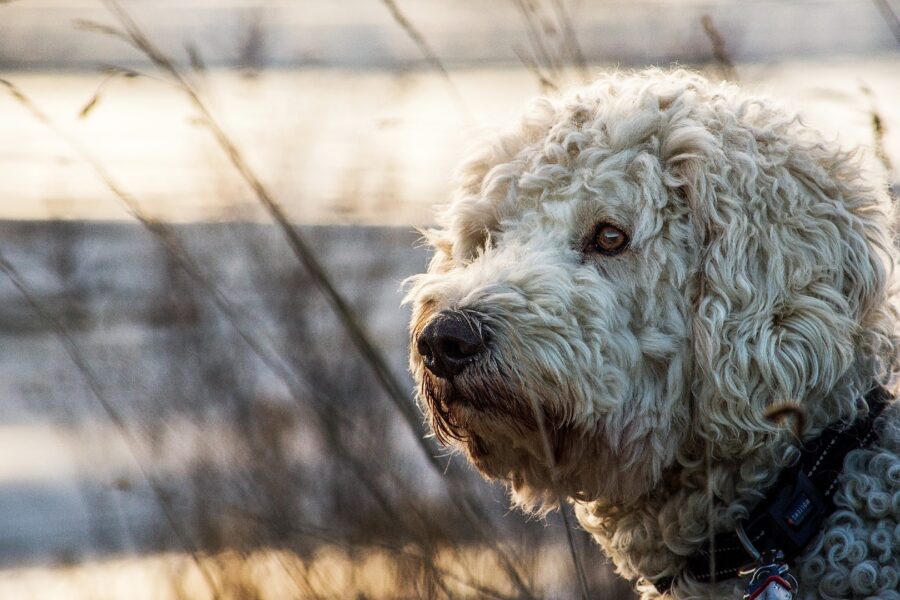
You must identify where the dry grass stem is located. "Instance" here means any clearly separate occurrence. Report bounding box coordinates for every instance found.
[700,14,738,82]
[510,0,590,91]
[2,10,543,597]
[527,397,591,600]
[378,0,473,124]
[0,254,222,600]
[549,0,589,81]
[90,7,536,596]
[2,74,538,597]
[871,0,900,45]
[861,83,897,201]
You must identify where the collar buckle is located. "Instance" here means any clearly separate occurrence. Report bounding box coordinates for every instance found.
[741,550,797,600]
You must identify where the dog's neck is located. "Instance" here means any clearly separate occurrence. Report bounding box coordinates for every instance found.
[573,375,880,591]
[575,438,791,586]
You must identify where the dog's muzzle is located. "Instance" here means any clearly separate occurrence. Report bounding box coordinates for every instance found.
[416,310,486,379]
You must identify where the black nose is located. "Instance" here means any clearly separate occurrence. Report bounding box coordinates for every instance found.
[416,311,485,379]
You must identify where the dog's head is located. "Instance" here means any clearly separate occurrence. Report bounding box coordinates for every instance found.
[405,69,899,509]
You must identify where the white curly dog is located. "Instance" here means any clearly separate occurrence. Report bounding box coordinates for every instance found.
[406,70,900,599]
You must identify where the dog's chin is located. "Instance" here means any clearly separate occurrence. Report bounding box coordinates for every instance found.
[418,370,662,508]
[419,370,527,447]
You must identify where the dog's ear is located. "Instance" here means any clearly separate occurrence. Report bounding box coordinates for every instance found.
[662,105,898,458]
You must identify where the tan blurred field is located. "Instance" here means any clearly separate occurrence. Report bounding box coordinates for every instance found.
[0,544,614,600]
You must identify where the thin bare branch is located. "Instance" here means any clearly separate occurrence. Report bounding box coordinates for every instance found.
[72,18,126,39]
[550,0,590,82]
[512,0,563,88]
[513,45,559,93]
[186,43,207,75]
[871,0,900,45]
[527,398,590,600]
[2,75,497,598]
[510,0,590,91]
[77,68,137,119]
[861,83,897,201]
[0,254,222,600]
[11,13,536,595]
[700,14,738,82]
[378,0,473,124]
[99,0,424,427]
[94,3,533,588]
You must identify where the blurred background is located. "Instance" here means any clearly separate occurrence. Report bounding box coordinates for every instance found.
[0,1,897,598]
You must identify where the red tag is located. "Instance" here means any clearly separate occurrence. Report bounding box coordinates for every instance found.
[747,576,793,600]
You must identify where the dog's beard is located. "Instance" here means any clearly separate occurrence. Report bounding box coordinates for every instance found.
[418,366,666,508]
[420,368,537,457]
[419,367,586,508]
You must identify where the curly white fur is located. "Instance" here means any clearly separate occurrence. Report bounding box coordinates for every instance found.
[405,69,900,599]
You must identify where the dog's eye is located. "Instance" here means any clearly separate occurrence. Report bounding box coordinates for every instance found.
[592,223,629,255]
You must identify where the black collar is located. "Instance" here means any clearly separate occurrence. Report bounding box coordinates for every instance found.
[653,385,893,594]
